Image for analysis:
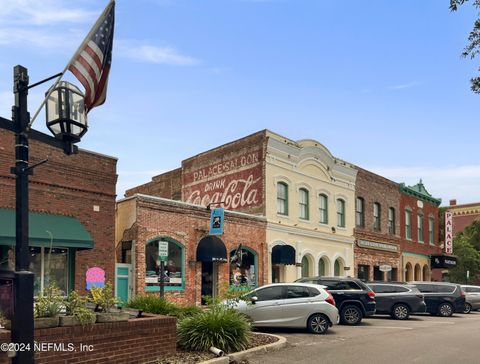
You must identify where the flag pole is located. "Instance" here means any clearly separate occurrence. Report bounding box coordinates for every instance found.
[27,0,115,129]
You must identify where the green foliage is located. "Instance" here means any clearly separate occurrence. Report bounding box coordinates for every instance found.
[450,0,480,93]
[449,220,480,283]
[71,307,97,326]
[176,305,251,353]
[64,290,96,325]
[127,296,201,319]
[88,282,119,313]
[34,284,63,318]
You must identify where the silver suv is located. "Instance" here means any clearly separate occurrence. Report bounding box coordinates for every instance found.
[461,285,480,313]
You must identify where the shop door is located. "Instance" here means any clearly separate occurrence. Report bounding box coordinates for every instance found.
[115,263,132,306]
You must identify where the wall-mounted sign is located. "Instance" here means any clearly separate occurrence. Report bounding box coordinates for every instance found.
[86,267,105,290]
[431,255,457,268]
[379,265,392,272]
[357,239,399,253]
[209,207,225,235]
[445,211,453,254]
[417,200,424,208]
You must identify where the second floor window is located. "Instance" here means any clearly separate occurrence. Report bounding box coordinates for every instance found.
[405,209,412,240]
[429,217,435,244]
[418,213,424,242]
[388,207,396,234]
[299,188,309,220]
[373,203,381,231]
[356,197,365,228]
[277,182,288,215]
[337,199,345,228]
[319,194,328,224]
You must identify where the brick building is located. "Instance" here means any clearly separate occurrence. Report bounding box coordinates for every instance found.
[116,194,267,305]
[445,200,480,236]
[0,128,117,295]
[126,130,357,287]
[399,180,442,281]
[353,168,401,281]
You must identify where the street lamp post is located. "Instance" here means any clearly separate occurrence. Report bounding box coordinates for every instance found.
[0,65,87,363]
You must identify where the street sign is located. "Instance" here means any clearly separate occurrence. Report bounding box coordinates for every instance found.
[379,265,392,272]
[158,241,169,262]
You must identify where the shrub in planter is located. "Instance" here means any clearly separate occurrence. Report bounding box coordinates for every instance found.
[177,305,251,353]
[34,284,63,329]
[89,283,129,322]
[60,292,96,326]
[127,296,201,319]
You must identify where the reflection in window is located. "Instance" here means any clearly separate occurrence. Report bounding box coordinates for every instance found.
[299,188,309,220]
[356,197,365,228]
[230,247,256,287]
[319,194,328,224]
[277,182,288,215]
[337,199,346,227]
[145,238,183,289]
[301,256,309,277]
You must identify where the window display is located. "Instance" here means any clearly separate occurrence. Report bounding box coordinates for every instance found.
[230,247,256,287]
[145,239,183,288]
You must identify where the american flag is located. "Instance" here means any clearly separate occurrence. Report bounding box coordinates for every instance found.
[69,1,115,113]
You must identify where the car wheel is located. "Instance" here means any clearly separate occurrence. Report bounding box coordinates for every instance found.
[438,303,453,317]
[307,313,329,334]
[391,304,410,320]
[340,305,363,325]
[463,303,472,314]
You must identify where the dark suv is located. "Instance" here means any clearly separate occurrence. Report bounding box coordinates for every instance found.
[409,282,465,317]
[295,277,376,325]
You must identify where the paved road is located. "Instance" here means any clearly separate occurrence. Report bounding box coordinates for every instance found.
[248,312,480,364]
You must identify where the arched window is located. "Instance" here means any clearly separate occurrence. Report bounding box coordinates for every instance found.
[336,199,345,228]
[299,188,309,220]
[277,182,288,215]
[230,247,257,287]
[301,255,311,277]
[318,257,326,276]
[319,194,328,224]
[145,237,184,291]
[334,259,344,276]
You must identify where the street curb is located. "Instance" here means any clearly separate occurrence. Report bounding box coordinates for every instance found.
[199,333,287,364]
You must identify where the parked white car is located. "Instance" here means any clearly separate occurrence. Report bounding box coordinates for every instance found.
[461,285,480,313]
[229,282,339,334]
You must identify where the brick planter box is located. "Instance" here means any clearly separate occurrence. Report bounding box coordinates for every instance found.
[0,315,176,364]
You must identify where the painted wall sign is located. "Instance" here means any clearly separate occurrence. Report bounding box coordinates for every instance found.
[357,239,399,253]
[209,207,225,235]
[183,150,263,212]
[445,211,453,254]
[86,267,105,290]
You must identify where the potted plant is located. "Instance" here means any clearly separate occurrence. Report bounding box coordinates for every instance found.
[34,284,63,329]
[0,310,11,330]
[59,290,96,327]
[89,283,129,323]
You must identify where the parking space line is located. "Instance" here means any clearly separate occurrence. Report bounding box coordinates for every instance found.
[356,326,413,330]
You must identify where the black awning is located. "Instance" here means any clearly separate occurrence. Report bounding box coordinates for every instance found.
[272,245,296,265]
[196,235,227,262]
[431,255,457,268]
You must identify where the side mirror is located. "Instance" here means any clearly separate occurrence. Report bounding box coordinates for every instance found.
[250,296,258,305]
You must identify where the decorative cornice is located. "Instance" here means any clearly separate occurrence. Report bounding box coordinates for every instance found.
[399,182,441,206]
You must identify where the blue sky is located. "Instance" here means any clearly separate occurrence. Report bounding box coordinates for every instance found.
[0,0,478,204]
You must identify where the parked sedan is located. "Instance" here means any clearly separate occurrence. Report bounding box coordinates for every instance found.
[461,285,480,313]
[366,283,426,320]
[230,283,339,334]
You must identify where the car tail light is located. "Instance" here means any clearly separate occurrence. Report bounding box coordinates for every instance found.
[325,291,336,306]
[367,291,375,298]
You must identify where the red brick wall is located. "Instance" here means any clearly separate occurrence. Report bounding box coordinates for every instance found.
[0,316,175,364]
[122,195,267,306]
[399,193,442,256]
[125,168,182,200]
[0,129,117,293]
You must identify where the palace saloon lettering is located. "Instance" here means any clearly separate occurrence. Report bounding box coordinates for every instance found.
[191,152,259,183]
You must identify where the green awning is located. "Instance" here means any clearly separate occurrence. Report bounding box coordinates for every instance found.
[0,208,93,249]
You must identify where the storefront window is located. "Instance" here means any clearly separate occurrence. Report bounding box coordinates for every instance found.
[358,264,369,281]
[145,238,184,290]
[29,247,68,296]
[230,248,257,287]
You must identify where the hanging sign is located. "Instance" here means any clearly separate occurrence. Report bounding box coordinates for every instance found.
[445,211,453,254]
[209,207,224,235]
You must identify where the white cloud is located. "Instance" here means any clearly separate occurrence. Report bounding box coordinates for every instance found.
[388,81,419,90]
[0,0,96,25]
[366,165,480,205]
[116,42,199,66]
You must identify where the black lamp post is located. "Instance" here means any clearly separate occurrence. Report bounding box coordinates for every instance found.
[0,65,87,363]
